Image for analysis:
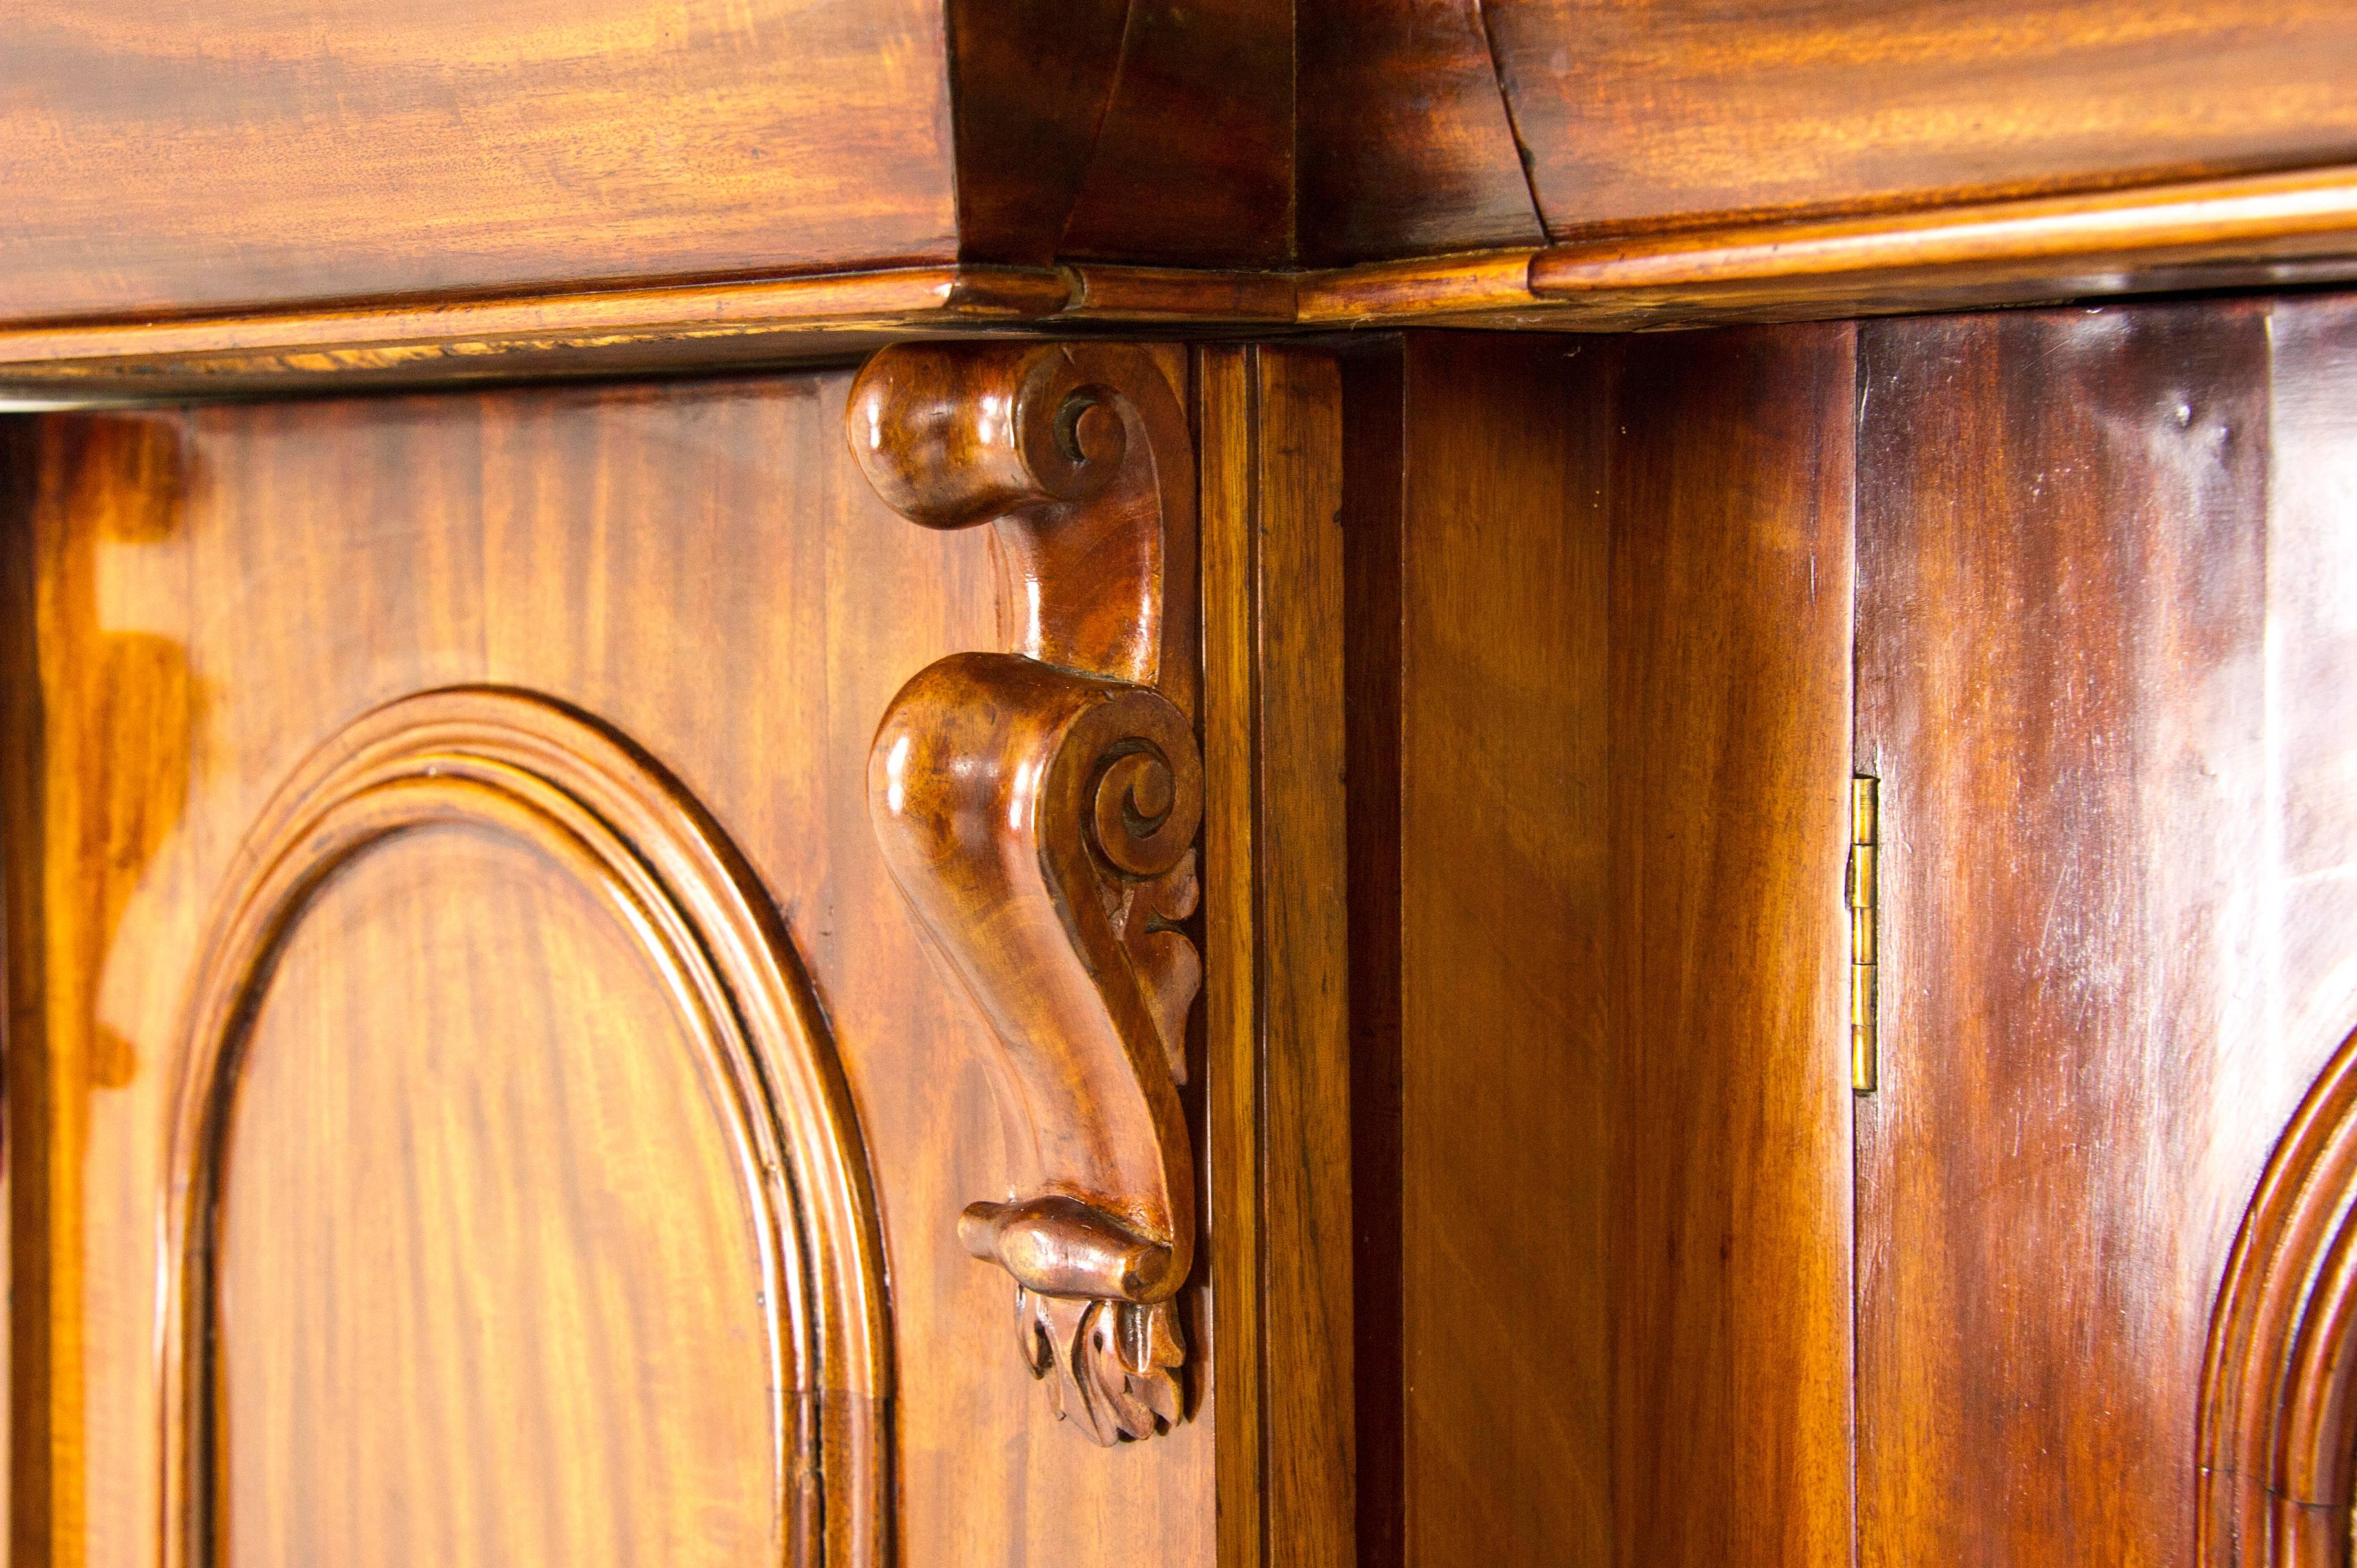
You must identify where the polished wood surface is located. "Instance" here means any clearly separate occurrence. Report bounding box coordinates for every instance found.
[1198,344,1358,1565]
[1487,0,2357,239]
[1854,294,2357,1565]
[855,343,1202,1445]
[2,0,963,319]
[1360,328,1855,1565]
[1600,326,1857,1568]
[0,374,1219,1566]
[1527,164,2357,327]
[2202,1022,2357,1565]
[163,689,890,1566]
[1296,0,1542,265]
[1054,0,1293,269]
[0,0,1298,325]
[17,1,2357,394]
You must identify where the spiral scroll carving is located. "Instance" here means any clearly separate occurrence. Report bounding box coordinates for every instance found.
[852,343,1202,1443]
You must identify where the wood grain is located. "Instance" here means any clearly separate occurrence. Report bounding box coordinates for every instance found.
[1853,295,2357,1565]
[158,689,891,1567]
[1197,344,1357,1565]
[0,0,1299,329]
[3,373,1219,1566]
[1528,164,2357,325]
[1295,0,1542,265]
[2201,1020,2357,1565]
[852,343,1203,1446]
[1057,0,1295,268]
[0,0,968,322]
[1378,327,1855,1566]
[1602,325,1856,1568]
[1486,0,2357,240]
[1393,333,1609,1561]
[1248,347,1356,1564]
[1197,345,1265,1568]
[219,832,780,1567]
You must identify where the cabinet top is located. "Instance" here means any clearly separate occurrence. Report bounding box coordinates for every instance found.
[8,0,2357,396]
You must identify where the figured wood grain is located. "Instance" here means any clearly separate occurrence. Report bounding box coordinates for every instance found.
[1485,0,2357,240]
[0,0,967,322]
[1853,295,2357,1565]
[1380,328,1855,1566]
[0,0,1297,326]
[219,831,780,1567]
[1601,326,1856,1568]
[159,688,891,1567]
[1295,0,1543,266]
[2,373,1218,1566]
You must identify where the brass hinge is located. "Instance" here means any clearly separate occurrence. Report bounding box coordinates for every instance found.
[1849,776,1880,1094]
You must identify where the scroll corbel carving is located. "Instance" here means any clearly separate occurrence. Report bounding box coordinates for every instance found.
[850,343,1200,1445]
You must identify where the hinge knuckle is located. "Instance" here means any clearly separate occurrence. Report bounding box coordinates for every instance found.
[1850,775,1881,1095]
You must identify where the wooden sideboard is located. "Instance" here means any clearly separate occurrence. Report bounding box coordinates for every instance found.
[6,5,2357,1566]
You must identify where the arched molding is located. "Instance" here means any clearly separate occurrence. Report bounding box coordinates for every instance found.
[159,687,892,1566]
[2201,1020,2357,1565]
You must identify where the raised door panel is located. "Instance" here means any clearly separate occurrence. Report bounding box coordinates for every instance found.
[1,368,1216,1567]
[217,824,776,1567]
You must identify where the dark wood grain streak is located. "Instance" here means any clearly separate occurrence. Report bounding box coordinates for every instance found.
[1337,341,1406,1568]
[1295,0,1542,265]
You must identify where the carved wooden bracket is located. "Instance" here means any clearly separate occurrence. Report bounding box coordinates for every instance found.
[850,343,1200,1445]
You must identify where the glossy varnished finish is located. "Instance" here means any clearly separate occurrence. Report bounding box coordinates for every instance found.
[1486,0,2357,239]
[1365,329,1856,1566]
[1854,296,2357,1564]
[1,1,964,320]
[2202,1022,2357,1564]
[0,0,1280,326]
[162,690,889,1566]
[1599,326,1858,1568]
[1,376,1218,1566]
[1198,345,1357,1565]
[853,343,1202,1445]
[1295,0,1543,265]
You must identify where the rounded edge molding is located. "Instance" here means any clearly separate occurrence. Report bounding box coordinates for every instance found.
[159,686,893,1567]
[2201,1021,2357,1566]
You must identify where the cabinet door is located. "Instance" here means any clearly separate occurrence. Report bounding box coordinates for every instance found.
[1854,296,2357,1564]
[0,372,1218,1567]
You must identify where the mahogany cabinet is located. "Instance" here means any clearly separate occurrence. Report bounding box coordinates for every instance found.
[7,4,2357,1566]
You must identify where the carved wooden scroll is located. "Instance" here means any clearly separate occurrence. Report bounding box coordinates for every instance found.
[850,343,1200,1445]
